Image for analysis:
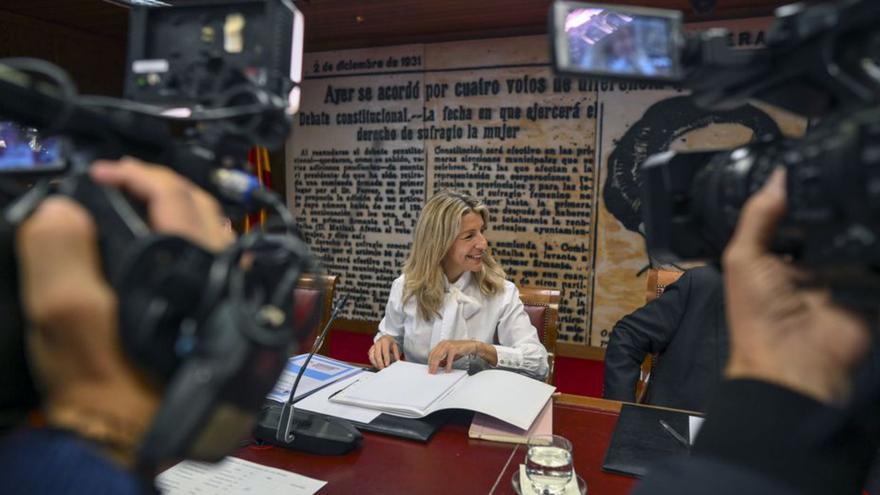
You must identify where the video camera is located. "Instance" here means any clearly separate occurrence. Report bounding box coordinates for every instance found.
[0,0,321,472]
[551,0,880,308]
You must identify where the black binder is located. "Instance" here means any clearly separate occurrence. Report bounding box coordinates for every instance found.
[602,403,695,478]
[261,399,453,443]
[351,410,453,442]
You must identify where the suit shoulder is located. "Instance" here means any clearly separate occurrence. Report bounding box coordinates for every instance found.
[679,266,723,300]
[685,265,722,285]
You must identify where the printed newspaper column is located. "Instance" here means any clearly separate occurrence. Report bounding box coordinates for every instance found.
[287,46,426,320]
[423,36,599,343]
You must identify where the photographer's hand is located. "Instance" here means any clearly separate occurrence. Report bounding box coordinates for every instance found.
[723,169,871,403]
[17,159,234,467]
[90,157,233,252]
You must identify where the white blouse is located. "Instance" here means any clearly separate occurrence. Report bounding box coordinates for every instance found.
[375,272,549,380]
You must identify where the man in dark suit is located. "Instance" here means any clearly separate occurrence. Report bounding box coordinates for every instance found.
[603,265,727,412]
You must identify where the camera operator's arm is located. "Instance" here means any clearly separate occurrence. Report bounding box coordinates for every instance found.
[634,169,877,495]
[15,159,233,470]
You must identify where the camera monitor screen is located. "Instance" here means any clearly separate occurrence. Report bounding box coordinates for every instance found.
[552,1,684,80]
[0,121,65,173]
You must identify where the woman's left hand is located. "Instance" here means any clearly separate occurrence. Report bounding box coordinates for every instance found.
[428,340,489,374]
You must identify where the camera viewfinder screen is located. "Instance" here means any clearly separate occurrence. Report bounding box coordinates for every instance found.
[0,121,64,172]
[563,6,677,78]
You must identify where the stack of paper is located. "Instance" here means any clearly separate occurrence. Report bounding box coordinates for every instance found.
[469,398,553,444]
[295,373,382,424]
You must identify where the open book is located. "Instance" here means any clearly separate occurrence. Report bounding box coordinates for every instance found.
[329,361,555,430]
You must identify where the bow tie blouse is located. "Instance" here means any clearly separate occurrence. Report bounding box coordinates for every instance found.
[375,272,549,381]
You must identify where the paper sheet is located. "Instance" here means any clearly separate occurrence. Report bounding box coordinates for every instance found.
[339,361,466,411]
[440,369,555,430]
[156,457,326,495]
[295,373,382,424]
[688,415,705,444]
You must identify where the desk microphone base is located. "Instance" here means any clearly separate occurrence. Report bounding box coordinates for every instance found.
[253,404,362,455]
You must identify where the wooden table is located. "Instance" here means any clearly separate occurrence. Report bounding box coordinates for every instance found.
[234,394,637,494]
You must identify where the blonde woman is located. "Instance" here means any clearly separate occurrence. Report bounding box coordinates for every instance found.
[368,190,549,381]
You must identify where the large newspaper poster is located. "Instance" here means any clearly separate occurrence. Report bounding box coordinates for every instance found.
[288,36,599,343]
[287,19,805,347]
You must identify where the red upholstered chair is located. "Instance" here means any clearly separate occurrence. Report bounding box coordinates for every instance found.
[518,287,561,384]
[635,268,684,403]
[292,274,338,355]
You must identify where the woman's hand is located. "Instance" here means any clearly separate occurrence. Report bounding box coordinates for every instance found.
[428,340,497,374]
[368,335,401,370]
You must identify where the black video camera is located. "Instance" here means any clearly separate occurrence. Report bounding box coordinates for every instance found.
[0,0,322,472]
[550,0,880,308]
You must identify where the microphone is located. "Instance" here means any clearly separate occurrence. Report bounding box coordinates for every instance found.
[253,293,362,455]
[211,168,302,238]
[211,168,274,208]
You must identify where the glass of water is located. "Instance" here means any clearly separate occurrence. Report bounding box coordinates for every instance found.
[525,434,573,494]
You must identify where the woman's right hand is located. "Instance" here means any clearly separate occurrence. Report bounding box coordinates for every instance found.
[368,335,401,370]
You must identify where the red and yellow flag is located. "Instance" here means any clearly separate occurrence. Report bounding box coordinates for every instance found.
[243,145,272,232]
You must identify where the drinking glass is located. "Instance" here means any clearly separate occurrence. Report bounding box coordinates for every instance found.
[525,434,573,495]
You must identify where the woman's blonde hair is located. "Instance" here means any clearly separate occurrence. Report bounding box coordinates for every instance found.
[402,189,506,321]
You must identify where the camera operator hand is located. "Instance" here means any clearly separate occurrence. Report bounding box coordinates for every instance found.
[15,158,233,467]
[722,168,872,403]
[90,157,234,252]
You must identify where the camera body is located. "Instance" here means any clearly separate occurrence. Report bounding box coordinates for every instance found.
[550,0,880,306]
[0,0,316,470]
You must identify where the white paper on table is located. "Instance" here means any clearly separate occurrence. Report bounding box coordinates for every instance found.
[689,415,705,444]
[156,457,325,495]
[340,361,466,410]
[295,373,382,424]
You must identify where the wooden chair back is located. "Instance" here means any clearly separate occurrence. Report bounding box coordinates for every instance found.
[293,274,338,355]
[636,269,684,402]
[518,287,560,384]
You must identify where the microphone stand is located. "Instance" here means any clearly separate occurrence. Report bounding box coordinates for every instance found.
[253,293,362,455]
[278,294,348,442]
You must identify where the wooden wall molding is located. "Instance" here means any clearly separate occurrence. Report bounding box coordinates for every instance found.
[557,343,606,361]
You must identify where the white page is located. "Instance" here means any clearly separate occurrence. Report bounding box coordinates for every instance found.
[689,415,705,444]
[338,361,466,412]
[156,457,325,495]
[266,354,363,403]
[296,373,382,424]
[435,369,555,430]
